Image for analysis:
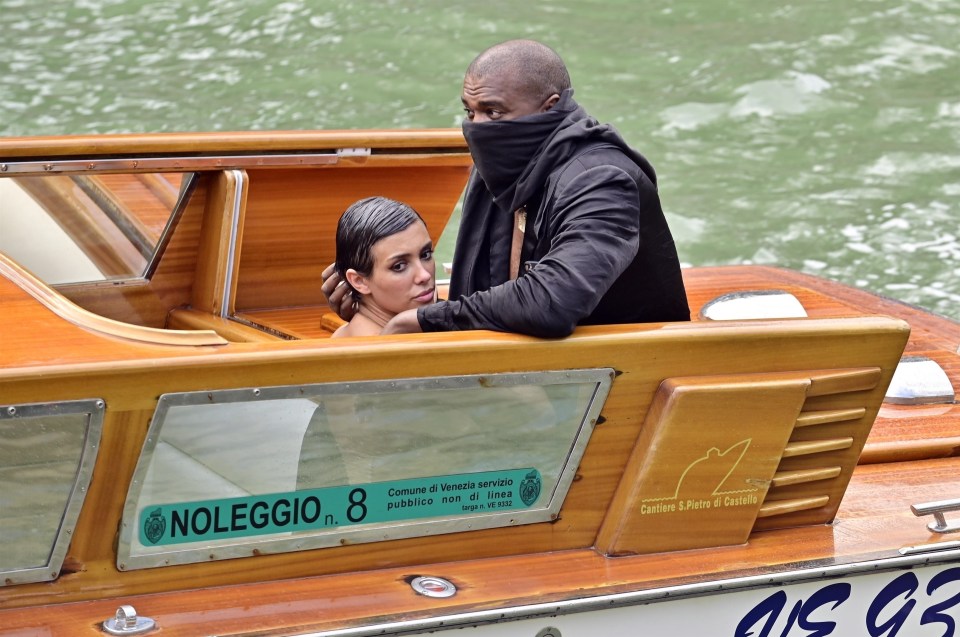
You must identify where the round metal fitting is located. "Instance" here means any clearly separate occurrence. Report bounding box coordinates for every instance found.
[102,605,156,635]
[535,628,562,637]
[410,575,457,598]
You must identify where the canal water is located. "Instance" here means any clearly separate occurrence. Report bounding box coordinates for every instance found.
[1,0,958,320]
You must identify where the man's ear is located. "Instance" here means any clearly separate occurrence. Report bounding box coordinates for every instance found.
[345,269,370,295]
[540,93,560,112]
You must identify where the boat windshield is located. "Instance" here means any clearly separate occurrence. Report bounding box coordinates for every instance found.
[0,173,190,284]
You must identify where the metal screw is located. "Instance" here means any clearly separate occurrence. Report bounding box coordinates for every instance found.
[6,406,16,416]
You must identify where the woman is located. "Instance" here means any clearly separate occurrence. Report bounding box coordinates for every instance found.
[298,197,433,487]
[331,196,436,338]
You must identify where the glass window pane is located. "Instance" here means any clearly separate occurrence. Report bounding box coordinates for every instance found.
[119,370,612,569]
[0,173,187,284]
[0,400,103,585]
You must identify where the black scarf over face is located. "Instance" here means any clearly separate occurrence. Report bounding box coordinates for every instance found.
[454,89,583,295]
[462,91,581,215]
[451,89,656,297]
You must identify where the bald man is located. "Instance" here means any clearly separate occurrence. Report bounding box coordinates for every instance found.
[330,40,689,337]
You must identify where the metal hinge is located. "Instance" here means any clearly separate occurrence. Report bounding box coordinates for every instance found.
[337,147,372,158]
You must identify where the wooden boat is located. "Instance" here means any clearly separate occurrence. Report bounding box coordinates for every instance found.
[0,130,958,636]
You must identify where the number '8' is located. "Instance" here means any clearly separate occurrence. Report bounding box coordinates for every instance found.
[347,488,368,523]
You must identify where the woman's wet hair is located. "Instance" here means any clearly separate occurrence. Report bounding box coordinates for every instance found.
[335,196,425,299]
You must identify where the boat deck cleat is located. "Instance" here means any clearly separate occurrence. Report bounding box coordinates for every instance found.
[101,605,156,635]
[912,498,960,534]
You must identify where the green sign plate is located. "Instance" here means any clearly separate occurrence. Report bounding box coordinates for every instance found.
[140,468,542,546]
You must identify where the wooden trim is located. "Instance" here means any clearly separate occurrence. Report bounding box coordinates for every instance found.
[795,408,866,427]
[190,170,247,316]
[0,129,469,158]
[345,153,473,167]
[782,437,854,457]
[0,253,227,346]
[860,437,960,464]
[806,367,882,395]
[167,308,278,342]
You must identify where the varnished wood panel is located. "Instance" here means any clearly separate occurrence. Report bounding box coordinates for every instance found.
[234,164,469,311]
[597,373,808,554]
[597,364,896,554]
[0,316,909,610]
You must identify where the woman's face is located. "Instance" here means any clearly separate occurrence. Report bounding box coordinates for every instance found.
[351,220,435,315]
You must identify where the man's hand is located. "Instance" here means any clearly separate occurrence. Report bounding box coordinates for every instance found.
[380,309,424,335]
[321,263,355,321]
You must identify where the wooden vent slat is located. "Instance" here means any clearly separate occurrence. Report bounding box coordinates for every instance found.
[782,438,853,458]
[757,495,830,518]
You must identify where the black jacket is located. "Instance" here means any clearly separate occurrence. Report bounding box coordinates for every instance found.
[418,91,689,337]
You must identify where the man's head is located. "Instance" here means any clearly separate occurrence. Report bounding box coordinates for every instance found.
[462,39,571,123]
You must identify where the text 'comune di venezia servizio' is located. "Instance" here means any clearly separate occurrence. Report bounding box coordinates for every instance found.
[138,468,545,546]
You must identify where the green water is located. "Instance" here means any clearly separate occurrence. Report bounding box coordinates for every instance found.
[1,0,958,320]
